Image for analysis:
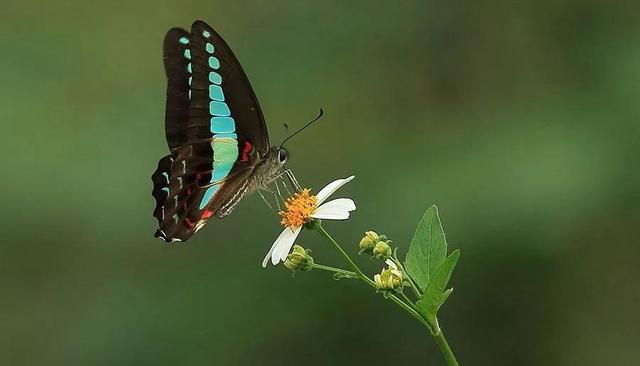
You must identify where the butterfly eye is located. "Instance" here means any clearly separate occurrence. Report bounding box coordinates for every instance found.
[278,149,288,164]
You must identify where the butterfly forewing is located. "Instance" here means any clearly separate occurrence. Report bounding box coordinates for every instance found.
[187,21,269,152]
[163,28,191,151]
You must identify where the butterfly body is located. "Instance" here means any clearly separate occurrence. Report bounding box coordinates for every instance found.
[151,20,288,242]
[210,147,287,219]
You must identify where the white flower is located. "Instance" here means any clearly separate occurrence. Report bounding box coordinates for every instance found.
[385,259,401,273]
[262,176,356,267]
[374,259,404,290]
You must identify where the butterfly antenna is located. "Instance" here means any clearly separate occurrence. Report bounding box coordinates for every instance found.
[279,108,324,148]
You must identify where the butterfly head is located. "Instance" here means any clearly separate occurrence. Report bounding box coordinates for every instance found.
[266,146,289,172]
[277,147,289,165]
[252,146,290,187]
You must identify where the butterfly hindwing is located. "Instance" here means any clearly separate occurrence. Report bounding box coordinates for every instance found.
[151,155,173,223]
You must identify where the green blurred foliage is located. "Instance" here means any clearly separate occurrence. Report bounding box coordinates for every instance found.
[1,1,639,365]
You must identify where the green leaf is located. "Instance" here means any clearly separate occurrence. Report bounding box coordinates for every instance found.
[440,288,454,305]
[404,205,448,290]
[415,250,460,323]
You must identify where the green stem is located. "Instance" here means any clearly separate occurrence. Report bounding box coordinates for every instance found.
[393,255,423,299]
[387,293,429,327]
[315,223,376,287]
[430,321,459,366]
[315,224,428,327]
[312,263,358,278]
[399,291,415,308]
[314,222,459,366]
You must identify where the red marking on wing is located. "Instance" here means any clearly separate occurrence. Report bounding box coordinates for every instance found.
[241,141,253,162]
[183,216,196,229]
[202,209,214,219]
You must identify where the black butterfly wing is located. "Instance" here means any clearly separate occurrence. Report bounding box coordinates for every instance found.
[152,20,267,242]
[151,153,255,242]
[162,27,191,151]
[188,20,269,153]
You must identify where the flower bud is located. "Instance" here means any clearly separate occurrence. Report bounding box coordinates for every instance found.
[374,260,403,291]
[359,231,379,254]
[284,245,314,271]
[372,240,392,259]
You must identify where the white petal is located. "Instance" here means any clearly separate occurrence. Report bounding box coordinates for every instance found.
[262,225,302,266]
[319,198,356,212]
[315,176,355,205]
[311,198,356,220]
[385,259,397,269]
[262,235,281,267]
[262,226,301,267]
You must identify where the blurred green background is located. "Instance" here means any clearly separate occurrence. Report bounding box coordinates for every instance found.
[1,1,639,365]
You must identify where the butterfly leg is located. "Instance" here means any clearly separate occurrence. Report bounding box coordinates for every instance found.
[279,175,292,197]
[284,169,302,191]
[275,179,288,203]
[272,180,287,206]
[258,188,275,211]
[269,169,301,193]
[261,185,282,209]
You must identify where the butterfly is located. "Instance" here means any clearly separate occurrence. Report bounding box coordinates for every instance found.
[151,20,292,242]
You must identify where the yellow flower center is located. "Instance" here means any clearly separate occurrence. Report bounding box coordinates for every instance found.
[279,189,318,227]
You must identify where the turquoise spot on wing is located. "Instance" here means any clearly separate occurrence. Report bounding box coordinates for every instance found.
[209,71,222,84]
[209,85,224,101]
[208,56,220,69]
[179,37,190,45]
[209,101,230,116]
[187,63,192,73]
[212,161,234,182]
[215,133,238,139]
[199,184,220,209]
[183,49,191,59]
[162,172,169,181]
[210,117,235,133]
[212,139,239,162]
[188,76,192,86]
[162,187,169,193]
[196,37,237,194]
